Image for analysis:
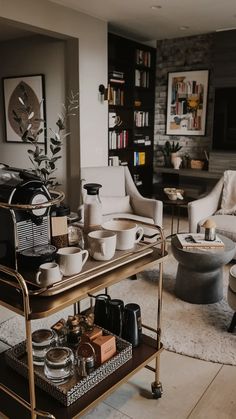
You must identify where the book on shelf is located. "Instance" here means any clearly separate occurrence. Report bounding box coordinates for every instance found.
[109,70,124,79]
[109,78,125,84]
[134,151,146,166]
[176,234,225,248]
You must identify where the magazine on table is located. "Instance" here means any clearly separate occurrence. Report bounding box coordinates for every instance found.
[176,233,225,248]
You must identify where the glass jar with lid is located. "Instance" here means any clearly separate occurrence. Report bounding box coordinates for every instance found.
[44,347,74,383]
[32,328,58,366]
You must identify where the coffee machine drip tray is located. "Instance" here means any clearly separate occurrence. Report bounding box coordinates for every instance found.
[18,244,57,269]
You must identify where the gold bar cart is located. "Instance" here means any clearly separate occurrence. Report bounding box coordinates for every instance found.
[0,211,167,418]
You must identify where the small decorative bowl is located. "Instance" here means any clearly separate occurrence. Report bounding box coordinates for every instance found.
[164,188,184,201]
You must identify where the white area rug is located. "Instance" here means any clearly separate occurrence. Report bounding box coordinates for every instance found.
[0,245,235,365]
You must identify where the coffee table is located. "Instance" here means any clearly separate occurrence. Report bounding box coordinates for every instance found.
[171,234,235,304]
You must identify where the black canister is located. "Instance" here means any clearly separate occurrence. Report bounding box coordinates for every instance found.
[108,299,124,337]
[122,303,142,347]
[94,294,111,329]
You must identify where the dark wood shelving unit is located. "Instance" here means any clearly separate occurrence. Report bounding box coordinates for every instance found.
[108,33,156,197]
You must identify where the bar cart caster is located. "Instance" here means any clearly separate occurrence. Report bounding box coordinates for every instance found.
[151,381,163,399]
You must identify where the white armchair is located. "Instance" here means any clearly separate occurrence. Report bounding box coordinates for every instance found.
[80,166,163,226]
[188,172,236,255]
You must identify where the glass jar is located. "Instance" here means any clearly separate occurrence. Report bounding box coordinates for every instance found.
[32,328,58,366]
[44,347,74,383]
[51,204,70,249]
[83,183,102,234]
[77,342,96,377]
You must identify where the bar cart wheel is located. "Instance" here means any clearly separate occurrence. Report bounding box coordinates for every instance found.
[151,381,163,399]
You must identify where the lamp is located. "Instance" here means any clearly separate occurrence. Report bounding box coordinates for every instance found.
[99,84,112,101]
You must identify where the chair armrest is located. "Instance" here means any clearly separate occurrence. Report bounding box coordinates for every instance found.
[131,196,163,226]
[188,178,223,232]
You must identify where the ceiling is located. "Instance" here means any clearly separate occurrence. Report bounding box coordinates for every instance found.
[48,0,236,42]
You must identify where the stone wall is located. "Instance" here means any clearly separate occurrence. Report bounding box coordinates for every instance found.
[154,34,214,172]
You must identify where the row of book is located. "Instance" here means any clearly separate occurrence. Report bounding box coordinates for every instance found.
[108,87,124,106]
[134,151,146,166]
[135,69,150,88]
[134,111,149,127]
[136,49,151,67]
[109,130,128,150]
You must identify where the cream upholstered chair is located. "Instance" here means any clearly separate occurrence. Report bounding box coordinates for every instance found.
[80,166,163,227]
[188,170,236,258]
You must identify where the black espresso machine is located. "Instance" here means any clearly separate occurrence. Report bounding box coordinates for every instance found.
[0,165,56,271]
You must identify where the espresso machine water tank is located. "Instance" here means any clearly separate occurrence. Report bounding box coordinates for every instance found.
[0,167,53,270]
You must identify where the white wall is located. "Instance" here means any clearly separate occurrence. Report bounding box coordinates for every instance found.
[0,0,108,169]
[0,36,66,187]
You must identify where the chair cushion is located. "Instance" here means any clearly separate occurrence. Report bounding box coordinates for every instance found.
[100,196,133,215]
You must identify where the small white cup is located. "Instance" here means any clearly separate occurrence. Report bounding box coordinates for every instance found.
[36,262,62,287]
[102,220,144,250]
[88,230,117,261]
[57,247,89,276]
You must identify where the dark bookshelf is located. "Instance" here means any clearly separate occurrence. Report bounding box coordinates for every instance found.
[108,33,156,196]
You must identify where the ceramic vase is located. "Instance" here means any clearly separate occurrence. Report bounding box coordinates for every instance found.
[171,153,182,170]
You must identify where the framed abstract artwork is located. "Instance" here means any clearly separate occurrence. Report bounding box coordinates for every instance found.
[2,74,46,143]
[166,70,209,136]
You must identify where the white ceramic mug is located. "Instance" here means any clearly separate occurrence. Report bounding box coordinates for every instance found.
[88,230,117,261]
[36,262,62,287]
[102,220,144,250]
[57,247,89,276]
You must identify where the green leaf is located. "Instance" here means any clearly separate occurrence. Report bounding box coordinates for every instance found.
[50,137,61,146]
[52,146,61,155]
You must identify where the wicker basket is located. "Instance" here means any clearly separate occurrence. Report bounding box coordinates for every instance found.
[190,159,205,170]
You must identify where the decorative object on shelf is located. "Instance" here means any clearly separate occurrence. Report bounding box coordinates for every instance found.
[190,159,205,169]
[202,218,217,241]
[164,188,184,201]
[3,74,46,143]
[158,140,182,168]
[11,84,79,187]
[166,70,209,136]
[171,154,182,169]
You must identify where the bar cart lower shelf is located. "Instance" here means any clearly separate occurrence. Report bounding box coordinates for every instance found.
[0,335,163,418]
[0,222,167,419]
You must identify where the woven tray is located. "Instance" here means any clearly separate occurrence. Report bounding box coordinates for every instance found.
[5,331,132,406]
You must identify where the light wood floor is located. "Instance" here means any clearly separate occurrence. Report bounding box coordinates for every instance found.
[0,214,235,419]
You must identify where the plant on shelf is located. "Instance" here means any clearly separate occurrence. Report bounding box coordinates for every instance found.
[12,84,79,188]
[158,140,182,167]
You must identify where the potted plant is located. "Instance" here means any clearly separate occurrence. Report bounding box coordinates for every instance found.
[12,84,79,188]
[158,140,182,168]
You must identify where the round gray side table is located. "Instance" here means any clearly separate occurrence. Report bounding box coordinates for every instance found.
[171,234,235,304]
